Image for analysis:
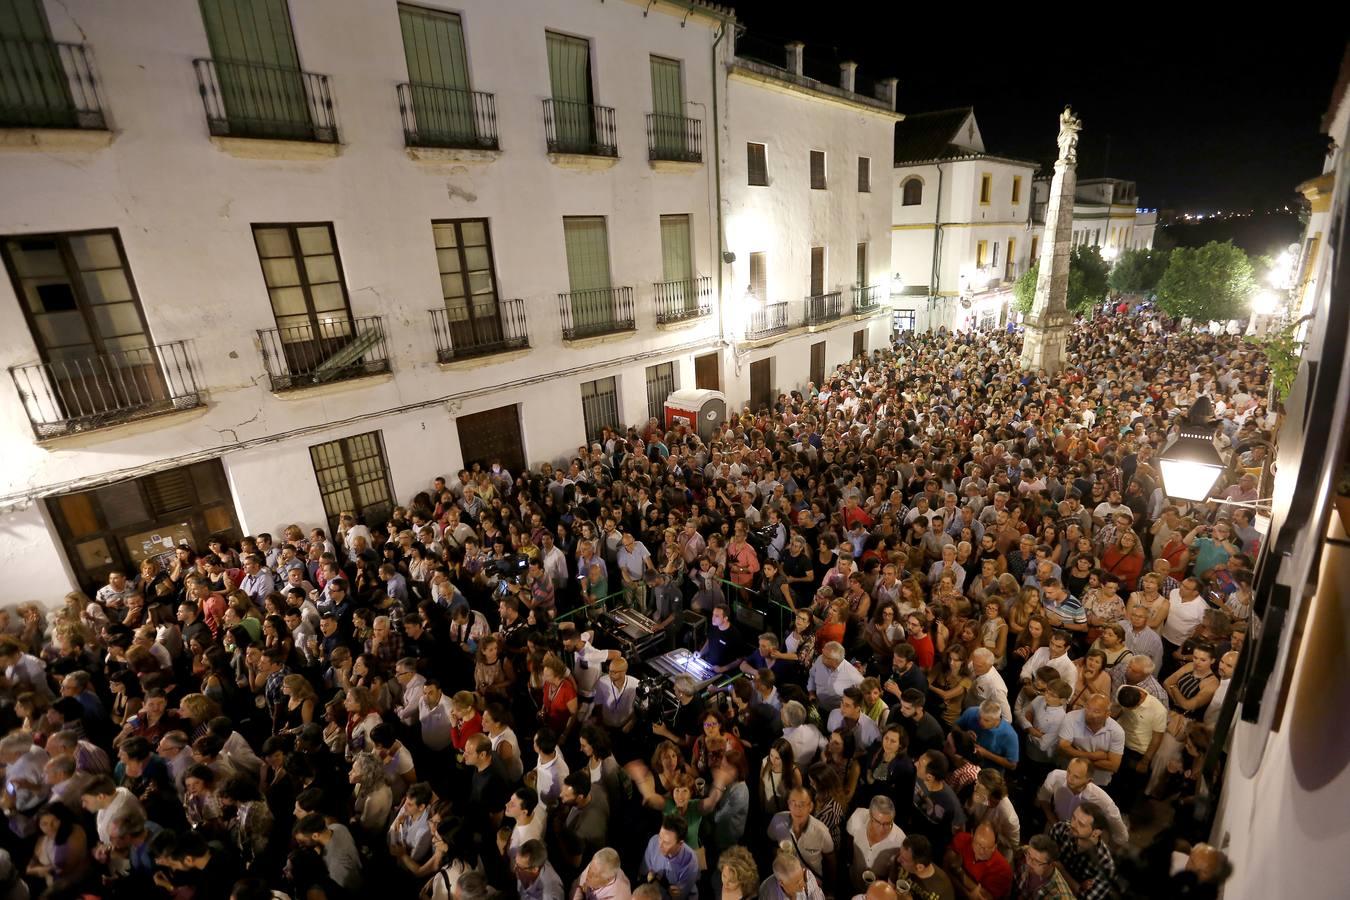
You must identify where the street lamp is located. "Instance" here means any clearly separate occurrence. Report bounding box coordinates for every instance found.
[1158,397,1227,502]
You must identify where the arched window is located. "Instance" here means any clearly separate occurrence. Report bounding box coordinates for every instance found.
[901,178,923,206]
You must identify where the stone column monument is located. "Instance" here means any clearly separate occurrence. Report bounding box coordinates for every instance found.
[1020,107,1081,373]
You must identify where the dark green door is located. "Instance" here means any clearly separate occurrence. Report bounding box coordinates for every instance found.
[546,31,594,150]
[199,0,310,139]
[650,55,685,156]
[0,0,76,127]
[399,3,475,144]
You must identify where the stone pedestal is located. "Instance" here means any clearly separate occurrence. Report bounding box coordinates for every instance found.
[1019,311,1073,373]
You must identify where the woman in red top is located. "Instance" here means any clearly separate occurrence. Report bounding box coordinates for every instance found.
[448,691,483,758]
[815,600,848,649]
[1100,530,1146,592]
[905,610,937,670]
[538,655,578,737]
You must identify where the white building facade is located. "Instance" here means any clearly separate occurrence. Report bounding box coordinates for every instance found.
[0,0,754,601]
[889,109,1039,333]
[719,42,898,411]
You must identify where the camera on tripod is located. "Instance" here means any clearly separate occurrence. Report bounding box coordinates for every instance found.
[488,554,530,597]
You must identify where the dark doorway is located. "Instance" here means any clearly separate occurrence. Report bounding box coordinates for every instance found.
[457,404,526,474]
[853,329,866,358]
[809,341,825,387]
[749,357,773,411]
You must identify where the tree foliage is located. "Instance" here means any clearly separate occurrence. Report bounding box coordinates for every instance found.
[1155,241,1256,322]
[1108,247,1171,295]
[1013,245,1111,315]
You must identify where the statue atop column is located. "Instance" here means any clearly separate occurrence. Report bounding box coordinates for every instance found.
[1056,106,1081,164]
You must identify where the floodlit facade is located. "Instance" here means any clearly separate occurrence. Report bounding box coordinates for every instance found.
[720,41,898,409]
[0,0,749,600]
[889,109,1039,333]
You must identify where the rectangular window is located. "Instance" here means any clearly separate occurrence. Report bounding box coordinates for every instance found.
[309,430,396,536]
[976,240,988,268]
[433,218,501,346]
[649,55,686,158]
[992,241,1000,267]
[747,142,768,186]
[2,230,152,360]
[810,246,825,296]
[809,341,825,386]
[1030,236,1039,260]
[1011,176,1022,204]
[581,376,620,443]
[810,150,826,190]
[857,156,870,193]
[1006,237,1016,279]
[749,251,767,301]
[546,30,595,150]
[252,223,352,339]
[979,174,992,205]
[856,242,868,287]
[853,329,866,358]
[562,216,614,333]
[645,362,676,422]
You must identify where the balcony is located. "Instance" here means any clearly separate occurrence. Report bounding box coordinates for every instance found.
[397,83,498,151]
[646,113,702,163]
[0,38,106,130]
[653,276,712,324]
[558,287,635,340]
[746,302,791,340]
[852,284,882,313]
[543,98,617,157]
[804,291,844,326]
[193,58,337,144]
[258,316,389,392]
[429,298,528,363]
[10,342,202,440]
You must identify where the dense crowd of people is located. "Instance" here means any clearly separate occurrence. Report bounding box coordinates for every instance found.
[0,308,1269,900]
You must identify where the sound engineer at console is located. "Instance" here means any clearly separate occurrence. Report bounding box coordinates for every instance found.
[698,604,746,674]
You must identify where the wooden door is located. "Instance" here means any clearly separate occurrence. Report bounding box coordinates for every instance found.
[694,351,720,391]
[199,0,308,139]
[399,3,474,143]
[546,30,594,148]
[853,329,866,358]
[650,55,685,156]
[750,358,772,411]
[809,341,825,386]
[456,405,526,474]
[810,246,825,296]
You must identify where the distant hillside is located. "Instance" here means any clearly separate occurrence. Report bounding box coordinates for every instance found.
[1161,212,1304,256]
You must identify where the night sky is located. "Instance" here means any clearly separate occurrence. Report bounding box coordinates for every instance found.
[725,4,1346,214]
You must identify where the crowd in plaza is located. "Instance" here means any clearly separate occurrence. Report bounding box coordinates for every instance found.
[0,307,1270,900]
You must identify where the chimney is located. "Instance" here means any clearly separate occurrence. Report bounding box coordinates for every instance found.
[874,76,898,111]
[839,61,857,93]
[785,41,804,76]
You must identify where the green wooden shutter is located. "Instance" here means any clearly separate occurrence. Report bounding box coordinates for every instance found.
[660,214,694,314]
[198,0,308,138]
[0,0,76,127]
[563,217,612,332]
[546,31,592,149]
[399,3,474,143]
[650,56,684,156]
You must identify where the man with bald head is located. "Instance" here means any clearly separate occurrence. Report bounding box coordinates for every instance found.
[946,821,1013,899]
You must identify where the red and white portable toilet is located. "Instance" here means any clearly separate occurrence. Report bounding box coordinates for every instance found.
[664,389,726,442]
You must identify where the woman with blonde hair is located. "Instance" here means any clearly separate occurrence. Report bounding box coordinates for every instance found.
[449,691,483,758]
[1008,585,1043,641]
[279,674,317,734]
[718,846,760,900]
[177,693,221,742]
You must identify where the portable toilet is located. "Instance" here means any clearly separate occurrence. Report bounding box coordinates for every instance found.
[664,389,727,442]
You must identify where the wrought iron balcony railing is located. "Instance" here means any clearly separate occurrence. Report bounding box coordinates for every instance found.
[852,284,881,313]
[746,301,791,340]
[258,316,388,391]
[558,287,635,340]
[543,98,617,157]
[429,298,528,362]
[804,291,844,326]
[653,276,712,324]
[0,38,105,129]
[193,58,337,143]
[10,341,202,440]
[397,83,498,151]
[646,113,702,163]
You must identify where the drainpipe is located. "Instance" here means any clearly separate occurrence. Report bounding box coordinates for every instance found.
[927,163,945,331]
[711,21,730,353]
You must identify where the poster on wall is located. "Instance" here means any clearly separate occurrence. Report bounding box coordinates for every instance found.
[123,522,194,569]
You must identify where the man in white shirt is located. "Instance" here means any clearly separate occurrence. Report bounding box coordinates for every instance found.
[1036,758,1129,846]
[1056,695,1126,787]
[560,625,619,705]
[781,701,826,767]
[539,533,569,590]
[394,659,427,728]
[1160,578,1208,651]
[806,642,863,713]
[416,681,454,752]
[968,648,1012,723]
[591,657,637,732]
[1021,631,1079,692]
[845,796,906,890]
[80,777,143,845]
